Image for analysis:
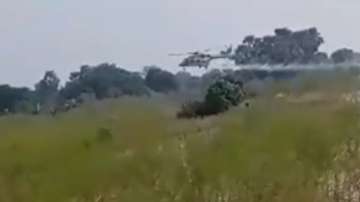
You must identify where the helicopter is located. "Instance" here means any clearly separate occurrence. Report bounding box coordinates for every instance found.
[169,46,234,70]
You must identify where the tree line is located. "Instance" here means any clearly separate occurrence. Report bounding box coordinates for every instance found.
[0,63,304,115]
[0,63,189,114]
[1,27,360,116]
[233,27,360,65]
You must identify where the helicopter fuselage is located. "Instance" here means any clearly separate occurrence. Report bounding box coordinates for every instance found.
[179,54,232,68]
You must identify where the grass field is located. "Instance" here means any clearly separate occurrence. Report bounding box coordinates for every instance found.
[0,90,359,202]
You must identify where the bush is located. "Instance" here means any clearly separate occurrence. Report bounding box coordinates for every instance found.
[177,78,246,118]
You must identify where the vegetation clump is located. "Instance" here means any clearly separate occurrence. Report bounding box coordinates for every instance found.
[233,27,326,65]
[177,78,246,118]
[144,66,178,93]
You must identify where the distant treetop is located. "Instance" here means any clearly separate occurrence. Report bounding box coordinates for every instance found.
[233,27,326,65]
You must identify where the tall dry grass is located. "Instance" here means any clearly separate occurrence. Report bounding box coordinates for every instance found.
[0,94,357,201]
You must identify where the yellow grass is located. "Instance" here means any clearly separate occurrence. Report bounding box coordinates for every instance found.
[0,93,358,202]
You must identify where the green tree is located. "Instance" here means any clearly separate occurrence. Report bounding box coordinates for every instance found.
[234,27,324,65]
[0,85,33,113]
[145,66,178,93]
[35,70,60,105]
[61,63,148,100]
[331,48,356,64]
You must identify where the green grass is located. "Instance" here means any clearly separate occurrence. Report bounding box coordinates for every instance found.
[0,96,358,202]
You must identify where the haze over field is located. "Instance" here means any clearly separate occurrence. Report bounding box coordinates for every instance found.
[1,0,360,86]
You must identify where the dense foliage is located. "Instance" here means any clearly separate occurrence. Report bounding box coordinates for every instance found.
[177,78,246,118]
[331,48,360,64]
[233,28,326,65]
[0,85,33,113]
[61,63,149,100]
[144,66,178,93]
[233,27,360,65]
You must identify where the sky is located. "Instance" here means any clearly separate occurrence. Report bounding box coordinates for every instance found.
[1,0,360,87]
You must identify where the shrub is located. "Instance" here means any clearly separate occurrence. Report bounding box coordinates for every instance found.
[177,78,247,118]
